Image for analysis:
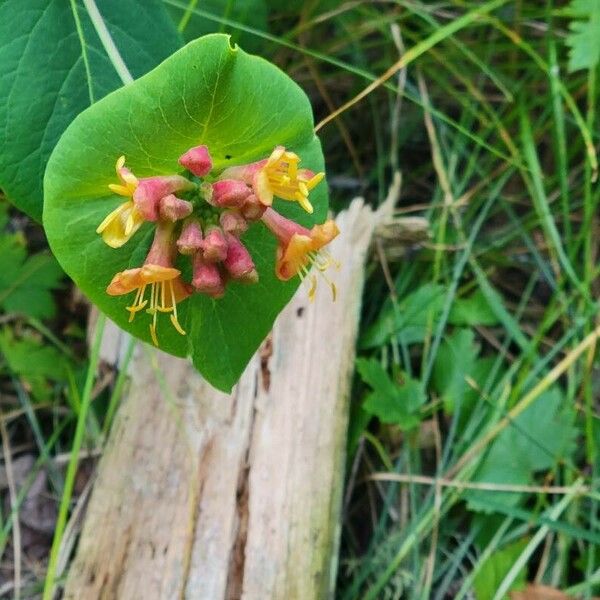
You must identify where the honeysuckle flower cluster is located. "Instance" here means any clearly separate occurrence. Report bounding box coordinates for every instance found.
[97,145,338,346]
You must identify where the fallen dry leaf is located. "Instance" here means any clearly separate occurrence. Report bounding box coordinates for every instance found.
[510,583,594,600]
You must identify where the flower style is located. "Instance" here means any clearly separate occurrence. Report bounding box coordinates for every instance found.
[220,146,324,214]
[261,207,339,299]
[106,221,191,346]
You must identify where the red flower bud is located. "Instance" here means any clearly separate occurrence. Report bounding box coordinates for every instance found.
[176,220,203,255]
[133,175,194,221]
[201,226,228,262]
[209,179,253,208]
[159,194,193,222]
[240,194,266,221]
[178,145,213,177]
[220,210,248,236]
[192,254,225,298]
[223,234,258,283]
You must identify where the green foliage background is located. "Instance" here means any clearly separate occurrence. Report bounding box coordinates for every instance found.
[1,0,600,598]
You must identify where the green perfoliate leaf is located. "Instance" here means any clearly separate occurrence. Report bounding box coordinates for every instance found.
[431,328,480,413]
[44,34,328,392]
[0,0,181,220]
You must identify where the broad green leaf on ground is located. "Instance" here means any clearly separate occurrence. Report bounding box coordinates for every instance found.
[167,0,268,51]
[0,329,69,400]
[448,289,499,326]
[44,34,327,392]
[360,283,445,349]
[466,387,577,511]
[565,0,600,72]
[356,358,426,429]
[0,0,181,221]
[0,229,63,320]
[473,538,528,600]
[431,328,480,413]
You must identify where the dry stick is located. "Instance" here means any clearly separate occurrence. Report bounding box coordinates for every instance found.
[0,415,20,600]
[314,0,510,132]
[446,323,600,480]
[368,473,592,497]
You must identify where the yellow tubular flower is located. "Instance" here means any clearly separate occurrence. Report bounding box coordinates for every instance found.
[254,146,324,214]
[96,156,143,248]
[220,146,325,214]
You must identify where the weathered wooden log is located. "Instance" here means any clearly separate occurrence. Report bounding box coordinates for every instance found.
[64,196,391,600]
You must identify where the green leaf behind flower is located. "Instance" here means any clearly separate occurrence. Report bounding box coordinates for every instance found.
[44,34,327,392]
[0,0,181,220]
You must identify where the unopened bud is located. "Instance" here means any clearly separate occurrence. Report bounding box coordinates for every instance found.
[223,234,258,283]
[159,194,193,222]
[201,226,228,262]
[192,254,225,298]
[176,220,203,255]
[209,179,253,208]
[133,175,194,221]
[220,210,248,236]
[240,194,266,221]
[178,145,213,177]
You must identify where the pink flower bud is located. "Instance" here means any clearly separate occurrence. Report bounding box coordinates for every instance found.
[192,254,225,298]
[177,220,203,255]
[159,194,193,222]
[178,145,213,177]
[240,194,266,221]
[223,234,258,283]
[201,226,228,262]
[208,179,253,208]
[133,175,194,221]
[220,210,248,236]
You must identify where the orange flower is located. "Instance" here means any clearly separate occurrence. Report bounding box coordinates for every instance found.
[105,221,191,346]
[261,207,339,300]
[107,264,190,347]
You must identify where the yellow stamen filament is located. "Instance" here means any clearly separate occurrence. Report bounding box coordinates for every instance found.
[123,278,186,346]
[295,253,338,302]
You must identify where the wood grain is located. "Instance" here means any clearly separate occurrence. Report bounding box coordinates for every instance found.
[64,197,387,600]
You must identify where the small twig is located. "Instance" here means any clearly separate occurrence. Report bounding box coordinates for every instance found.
[369,472,591,496]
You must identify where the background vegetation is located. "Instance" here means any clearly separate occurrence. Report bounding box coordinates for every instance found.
[0,0,599,598]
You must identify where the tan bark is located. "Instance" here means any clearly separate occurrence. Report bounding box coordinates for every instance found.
[64,196,391,600]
